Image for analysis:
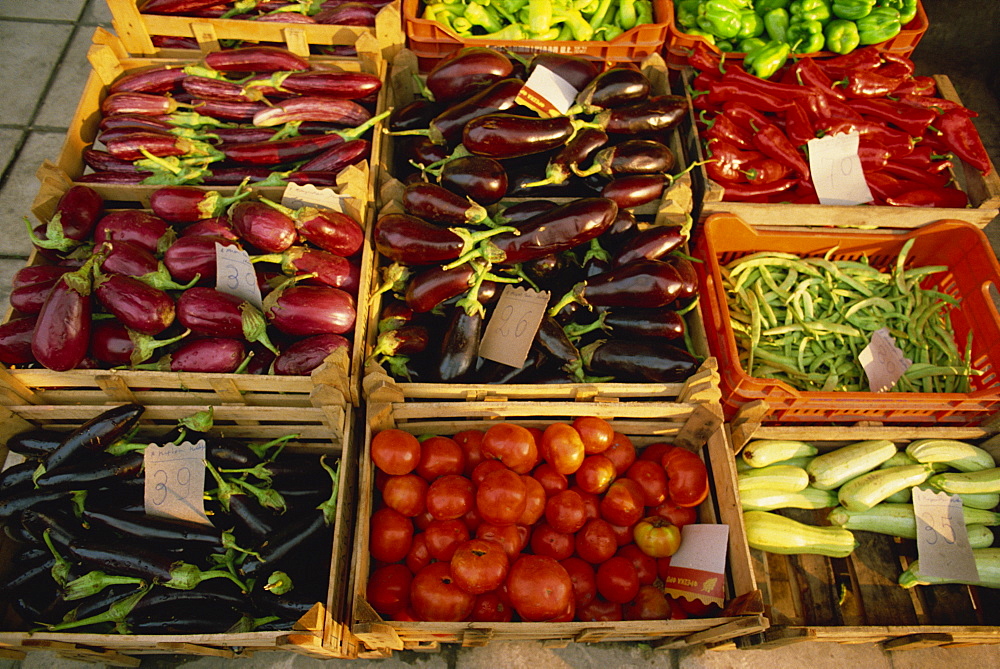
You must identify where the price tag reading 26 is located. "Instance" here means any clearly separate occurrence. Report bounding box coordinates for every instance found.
[479,286,551,368]
[215,243,263,310]
[143,440,212,526]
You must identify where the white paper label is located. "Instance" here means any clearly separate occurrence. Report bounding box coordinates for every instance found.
[143,440,211,526]
[913,486,979,583]
[215,243,263,310]
[807,132,874,205]
[515,65,578,118]
[859,327,912,392]
[670,524,729,575]
[282,182,347,213]
[479,286,551,368]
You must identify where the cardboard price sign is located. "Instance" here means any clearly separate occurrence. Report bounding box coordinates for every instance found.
[479,286,550,368]
[144,440,212,526]
[215,243,264,310]
[913,486,979,583]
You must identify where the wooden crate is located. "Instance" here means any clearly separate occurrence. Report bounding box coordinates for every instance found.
[0,400,361,660]
[727,412,1000,650]
[350,400,767,656]
[676,71,1000,230]
[107,0,404,60]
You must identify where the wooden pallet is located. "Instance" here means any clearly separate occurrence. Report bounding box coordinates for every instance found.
[729,419,1000,650]
[0,401,361,660]
[350,400,767,655]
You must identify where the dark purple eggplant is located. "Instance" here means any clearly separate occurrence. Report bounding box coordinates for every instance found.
[463,114,586,159]
[528,53,599,91]
[596,96,688,135]
[39,403,144,475]
[402,181,493,227]
[375,213,512,266]
[263,281,356,336]
[425,47,514,104]
[491,197,618,266]
[494,200,558,227]
[240,510,329,579]
[548,258,684,314]
[534,316,580,364]
[437,155,508,205]
[31,259,96,371]
[417,78,524,147]
[176,287,278,353]
[436,307,482,383]
[613,225,687,266]
[35,452,144,490]
[0,316,37,366]
[82,508,222,547]
[575,139,676,178]
[521,127,609,188]
[94,211,174,254]
[369,324,430,376]
[93,271,175,336]
[602,308,685,339]
[163,234,241,285]
[390,98,447,132]
[273,333,350,375]
[0,461,37,495]
[576,67,651,112]
[578,339,698,382]
[4,428,63,458]
[601,174,667,209]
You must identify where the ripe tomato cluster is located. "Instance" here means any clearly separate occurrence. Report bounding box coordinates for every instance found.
[366,416,718,623]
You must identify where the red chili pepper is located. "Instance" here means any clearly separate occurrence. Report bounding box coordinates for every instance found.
[721,178,798,202]
[858,139,891,172]
[687,41,723,73]
[885,186,969,208]
[689,90,721,114]
[720,100,771,132]
[751,121,810,179]
[879,53,915,76]
[741,157,792,184]
[707,79,792,113]
[848,97,937,136]
[789,58,845,100]
[724,66,815,100]
[785,181,820,204]
[897,94,976,117]
[823,119,915,156]
[932,110,993,174]
[865,170,914,201]
[704,112,755,150]
[813,96,865,127]
[893,144,953,172]
[816,47,882,78]
[838,70,905,98]
[881,160,952,187]
[891,75,937,96]
[704,138,762,183]
[691,70,722,94]
[783,99,815,146]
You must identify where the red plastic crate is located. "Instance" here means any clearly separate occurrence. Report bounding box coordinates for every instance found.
[664,0,928,67]
[404,0,672,71]
[694,214,1000,425]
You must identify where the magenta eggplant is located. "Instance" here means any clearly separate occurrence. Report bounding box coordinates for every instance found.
[176,287,277,353]
[9,266,73,314]
[204,46,310,73]
[52,186,103,242]
[149,186,250,223]
[263,283,356,336]
[0,317,37,365]
[253,247,354,290]
[252,97,371,127]
[93,272,176,336]
[31,262,94,371]
[297,138,370,172]
[273,334,350,375]
[109,65,187,95]
[273,71,382,99]
[158,337,247,373]
[179,217,238,240]
[89,321,189,367]
[163,234,241,284]
[94,211,174,254]
[229,201,297,252]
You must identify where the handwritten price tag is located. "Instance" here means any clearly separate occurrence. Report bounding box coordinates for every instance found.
[859,327,912,392]
[143,440,211,526]
[215,243,263,310]
[515,65,577,118]
[479,286,551,368]
[913,486,979,582]
[282,182,346,213]
[807,132,874,205]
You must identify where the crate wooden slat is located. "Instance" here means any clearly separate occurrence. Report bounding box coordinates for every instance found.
[732,422,1000,650]
[0,401,360,659]
[350,401,767,654]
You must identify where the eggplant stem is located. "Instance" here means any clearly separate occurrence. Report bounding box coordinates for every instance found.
[340,108,393,141]
[269,120,303,141]
[547,282,588,318]
[317,455,341,526]
[45,583,152,633]
[564,311,609,340]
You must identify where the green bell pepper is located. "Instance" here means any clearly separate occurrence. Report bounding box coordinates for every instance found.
[856,5,901,43]
[684,27,718,42]
[762,7,789,41]
[823,17,860,52]
[878,0,916,24]
[676,0,700,27]
[745,39,790,78]
[738,36,768,51]
[717,38,735,51]
[789,0,830,23]
[635,0,653,26]
[831,0,874,20]
[617,0,638,30]
[697,0,744,39]
[787,17,825,52]
[738,8,765,37]
[753,0,789,15]
[465,2,505,33]
[527,0,554,35]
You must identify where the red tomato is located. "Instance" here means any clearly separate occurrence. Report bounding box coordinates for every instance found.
[382,474,428,517]
[625,459,668,507]
[638,442,673,463]
[393,607,420,621]
[666,596,689,619]
[530,522,575,560]
[450,539,509,595]
[623,584,672,620]
[476,468,527,526]
[367,563,413,616]
[572,416,615,454]
[570,486,600,520]
[544,489,587,534]
[405,533,432,574]
[633,516,682,558]
[602,432,636,476]
[477,522,530,560]
[413,510,434,531]
[470,591,513,622]
[560,556,597,608]
[575,518,618,564]
[577,596,622,621]
[371,429,421,476]
[453,429,485,476]
[541,422,585,475]
[416,436,466,481]
[652,500,698,527]
[674,596,721,618]
[609,522,633,547]
[410,562,475,622]
[461,506,483,534]
[575,454,617,495]
[615,544,658,585]
[426,474,475,520]
[532,462,569,497]
[471,459,508,488]
[599,478,645,527]
[517,475,546,526]
[369,508,413,563]
[374,468,389,492]
[481,423,538,474]
[596,556,639,604]
[423,518,470,561]
[506,554,574,622]
[548,599,576,622]
[660,445,710,508]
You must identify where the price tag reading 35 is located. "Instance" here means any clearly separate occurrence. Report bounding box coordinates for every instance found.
[215,243,263,310]
[913,486,979,583]
[479,286,551,368]
[143,440,212,526]
[807,132,874,205]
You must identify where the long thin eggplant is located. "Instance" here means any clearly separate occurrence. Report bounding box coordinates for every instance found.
[548,258,684,315]
[150,185,250,223]
[252,97,371,127]
[491,198,618,266]
[204,46,310,72]
[240,510,328,579]
[35,452,144,490]
[82,508,222,548]
[5,428,63,458]
[40,403,144,475]
[578,339,698,382]
[437,306,482,383]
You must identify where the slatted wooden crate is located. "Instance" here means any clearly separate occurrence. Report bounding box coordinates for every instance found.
[349,400,767,656]
[0,400,361,660]
[727,411,1000,650]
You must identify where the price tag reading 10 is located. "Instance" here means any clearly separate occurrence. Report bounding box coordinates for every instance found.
[143,440,212,526]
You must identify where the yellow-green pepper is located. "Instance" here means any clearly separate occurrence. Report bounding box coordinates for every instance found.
[878,0,916,24]
[823,17,860,52]
[738,8,765,37]
[856,5,901,43]
[745,39,790,78]
[831,0,874,20]
[697,0,744,39]
[789,0,831,24]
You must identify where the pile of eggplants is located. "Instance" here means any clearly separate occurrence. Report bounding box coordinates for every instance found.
[370,47,701,384]
[78,45,385,187]
[0,404,340,634]
[0,182,362,375]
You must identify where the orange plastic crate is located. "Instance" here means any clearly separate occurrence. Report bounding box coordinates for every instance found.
[404,0,672,71]
[693,214,1000,425]
[664,0,928,67]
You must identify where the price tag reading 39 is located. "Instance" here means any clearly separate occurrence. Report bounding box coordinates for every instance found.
[807,132,874,206]
[912,486,979,583]
[479,286,551,368]
[143,440,212,526]
[215,243,263,310]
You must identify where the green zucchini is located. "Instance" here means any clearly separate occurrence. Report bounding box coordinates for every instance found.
[968,524,996,549]
[957,491,1000,510]
[884,487,912,503]
[837,464,935,512]
[743,510,856,558]
[929,467,1000,495]
[807,440,898,490]
[880,451,919,468]
[741,440,818,468]
[898,548,1000,589]
[740,486,839,511]
[738,465,809,494]
[827,502,1000,538]
[906,439,996,472]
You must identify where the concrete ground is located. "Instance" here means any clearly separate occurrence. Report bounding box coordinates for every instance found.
[1,0,999,667]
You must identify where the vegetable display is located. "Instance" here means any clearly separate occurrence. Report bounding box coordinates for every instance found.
[371,47,701,384]
[737,437,1000,589]
[6,183,362,375]
[366,417,717,622]
[0,405,340,633]
[79,45,386,187]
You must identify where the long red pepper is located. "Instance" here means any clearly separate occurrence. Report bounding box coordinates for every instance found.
[848,98,938,136]
[885,186,969,208]
[881,160,952,187]
[838,70,905,98]
[751,121,810,179]
[706,79,792,112]
[783,100,815,146]
[933,110,993,174]
[721,178,798,202]
[720,100,771,132]
[703,113,754,149]
[705,139,762,183]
